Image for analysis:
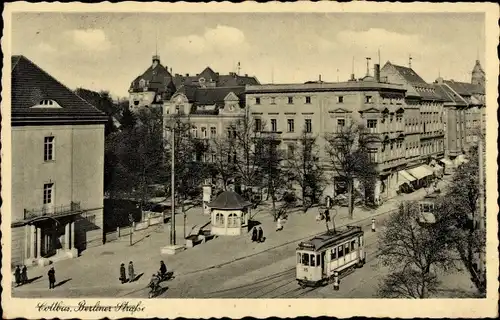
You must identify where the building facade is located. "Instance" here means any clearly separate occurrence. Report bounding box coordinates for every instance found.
[10,56,108,268]
[246,65,416,202]
[433,60,486,166]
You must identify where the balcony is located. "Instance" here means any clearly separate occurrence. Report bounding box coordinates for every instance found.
[24,201,82,221]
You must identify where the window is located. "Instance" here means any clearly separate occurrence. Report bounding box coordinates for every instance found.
[301,253,310,266]
[255,97,261,105]
[365,95,373,103]
[351,240,356,251]
[255,119,262,132]
[288,97,293,104]
[345,243,350,255]
[359,236,363,246]
[86,214,96,225]
[211,152,216,163]
[331,247,337,260]
[310,254,316,267]
[271,119,277,132]
[287,119,295,132]
[44,136,55,161]
[215,213,224,226]
[305,119,312,133]
[43,183,53,205]
[305,96,311,104]
[192,127,198,138]
[338,245,344,258]
[210,127,217,138]
[201,127,207,138]
[228,213,238,227]
[297,253,301,264]
[337,96,344,103]
[367,119,378,129]
[337,118,345,127]
[271,97,276,104]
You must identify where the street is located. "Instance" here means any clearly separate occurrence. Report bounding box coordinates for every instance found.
[13,206,478,299]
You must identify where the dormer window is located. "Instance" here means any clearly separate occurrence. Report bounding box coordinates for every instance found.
[139,79,146,88]
[31,99,62,109]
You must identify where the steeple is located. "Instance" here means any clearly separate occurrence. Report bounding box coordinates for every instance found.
[471,60,485,87]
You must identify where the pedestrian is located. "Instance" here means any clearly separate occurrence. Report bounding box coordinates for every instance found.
[258,226,264,243]
[276,217,283,232]
[325,209,331,223]
[48,267,56,289]
[128,261,135,282]
[119,263,127,284]
[251,227,257,242]
[14,265,21,287]
[21,265,28,284]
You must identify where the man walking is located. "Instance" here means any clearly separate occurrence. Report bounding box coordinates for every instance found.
[258,226,264,243]
[14,266,21,287]
[21,265,28,285]
[251,227,257,242]
[48,267,56,289]
[119,263,127,284]
[128,261,135,282]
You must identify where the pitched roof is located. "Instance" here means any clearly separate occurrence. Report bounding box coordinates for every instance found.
[390,63,427,84]
[443,80,485,95]
[193,86,245,106]
[433,83,466,104]
[386,62,443,101]
[129,62,174,93]
[207,191,252,210]
[11,55,107,125]
[172,68,260,88]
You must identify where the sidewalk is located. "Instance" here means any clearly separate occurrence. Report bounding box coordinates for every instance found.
[12,177,449,294]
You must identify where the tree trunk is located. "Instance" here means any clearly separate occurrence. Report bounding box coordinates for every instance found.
[302,188,307,213]
[347,180,354,219]
[182,194,186,240]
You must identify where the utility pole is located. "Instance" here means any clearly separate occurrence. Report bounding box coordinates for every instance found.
[170,127,176,245]
[365,57,371,76]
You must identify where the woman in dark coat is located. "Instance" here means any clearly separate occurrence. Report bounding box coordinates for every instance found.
[251,227,257,242]
[119,263,127,284]
[258,227,264,243]
[21,265,28,284]
[48,267,56,289]
[14,266,21,287]
[128,261,135,282]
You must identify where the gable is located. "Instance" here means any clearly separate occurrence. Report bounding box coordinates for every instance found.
[329,107,352,114]
[224,91,239,102]
[171,93,188,104]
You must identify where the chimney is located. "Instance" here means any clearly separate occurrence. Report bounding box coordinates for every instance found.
[186,73,189,76]
[245,73,248,77]
[350,74,355,81]
[319,74,322,82]
[152,55,160,69]
[374,64,380,82]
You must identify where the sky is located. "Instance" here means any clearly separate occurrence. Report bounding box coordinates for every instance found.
[11,12,485,99]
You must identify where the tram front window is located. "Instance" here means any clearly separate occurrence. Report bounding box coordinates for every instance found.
[297,253,301,264]
[310,254,316,267]
[331,247,337,260]
[301,253,310,266]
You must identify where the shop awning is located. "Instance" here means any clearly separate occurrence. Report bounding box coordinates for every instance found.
[440,158,453,166]
[398,170,416,186]
[408,166,434,180]
[455,154,469,165]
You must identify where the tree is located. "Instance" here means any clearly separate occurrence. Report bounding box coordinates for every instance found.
[230,115,266,202]
[377,201,459,298]
[256,134,286,221]
[285,130,325,212]
[163,114,209,238]
[325,123,378,219]
[106,107,165,206]
[207,134,237,191]
[444,145,486,292]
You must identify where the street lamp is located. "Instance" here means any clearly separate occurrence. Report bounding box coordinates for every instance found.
[165,126,176,246]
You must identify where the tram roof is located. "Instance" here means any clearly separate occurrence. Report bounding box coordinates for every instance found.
[298,226,363,252]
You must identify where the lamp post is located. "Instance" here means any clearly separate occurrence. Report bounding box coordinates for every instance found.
[170,126,176,246]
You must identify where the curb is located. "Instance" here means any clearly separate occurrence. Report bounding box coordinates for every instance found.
[179,207,398,277]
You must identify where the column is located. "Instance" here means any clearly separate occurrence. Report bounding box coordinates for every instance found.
[24,225,29,260]
[29,225,36,259]
[64,223,70,250]
[36,227,42,258]
[70,222,75,249]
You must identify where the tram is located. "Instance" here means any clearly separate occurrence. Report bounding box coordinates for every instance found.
[296,226,366,287]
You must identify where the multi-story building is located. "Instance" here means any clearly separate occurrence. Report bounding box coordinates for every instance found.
[433,60,486,166]
[10,56,108,267]
[163,85,248,162]
[246,65,414,202]
[129,55,259,113]
[380,62,445,186]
